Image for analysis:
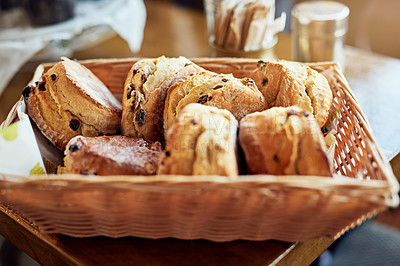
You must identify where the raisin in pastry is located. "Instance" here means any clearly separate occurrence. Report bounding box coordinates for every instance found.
[239,106,332,176]
[27,57,122,150]
[163,72,267,135]
[121,56,204,142]
[158,103,238,177]
[60,135,162,176]
[253,60,333,127]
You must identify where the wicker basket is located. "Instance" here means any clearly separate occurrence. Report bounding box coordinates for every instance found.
[0,58,398,242]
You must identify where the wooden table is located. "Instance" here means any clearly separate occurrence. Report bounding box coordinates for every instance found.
[0,1,399,265]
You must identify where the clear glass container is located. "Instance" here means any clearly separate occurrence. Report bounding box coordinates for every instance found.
[203,0,278,60]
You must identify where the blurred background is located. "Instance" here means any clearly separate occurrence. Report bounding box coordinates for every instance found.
[1,0,399,114]
[162,0,400,59]
[295,0,400,59]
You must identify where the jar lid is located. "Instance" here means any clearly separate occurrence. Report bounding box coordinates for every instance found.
[291,1,349,37]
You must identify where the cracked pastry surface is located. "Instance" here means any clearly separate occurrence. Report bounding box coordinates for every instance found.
[239,106,332,176]
[163,71,215,134]
[254,60,333,127]
[27,57,122,150]
[60,135,162,175]
[158,103,238,177]
[121,56,204,142]
[163,72,268,135]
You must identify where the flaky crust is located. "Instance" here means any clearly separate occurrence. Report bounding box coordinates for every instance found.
[121,56,203,142]
[61,135,162,175]
[239,106,332,176]
[158,103,238,177]
[164,72,268,135]
[27,57,122,150]
[254,60,333,127]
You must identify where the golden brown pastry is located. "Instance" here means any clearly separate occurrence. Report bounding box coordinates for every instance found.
[61,135,162,175]
[158,103,238,177]
[121,56,204,142]
[163,72,268,135]
[239,106,332,176]
[27,57,122,150]
[253,60,333,127]
[163,71,215,134]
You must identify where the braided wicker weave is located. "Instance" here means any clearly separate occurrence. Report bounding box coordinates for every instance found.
[0,58,398,242]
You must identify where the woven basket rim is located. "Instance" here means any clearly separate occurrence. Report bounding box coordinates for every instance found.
[0,172,395,185]
[0,173,397,208]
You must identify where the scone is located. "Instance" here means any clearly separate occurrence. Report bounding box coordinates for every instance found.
[163,72,267,134]
[163,71,215,133]
[61,135,162,175]
[158,103,238,177]
[239,106,332,176]
[27,57,122,150]
[121,56,204,142]
[253,60,333,127]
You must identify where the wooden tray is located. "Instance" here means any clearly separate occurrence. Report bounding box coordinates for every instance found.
[0,58,398,242]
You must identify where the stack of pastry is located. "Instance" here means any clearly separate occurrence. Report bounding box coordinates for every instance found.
[24,56,333,178]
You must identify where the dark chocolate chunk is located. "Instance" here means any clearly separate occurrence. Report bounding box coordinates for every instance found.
[213,85,223,90]
[136,109,146,125]
[321,126,329,134]
[22,86,31,97]
[69,119,80,131]
[198,95,212,104]
[302,111,309,117]
[221,78,229,82]
[68,142,82,152]
[50,73,57,81]
[190,119,197,125]
[165,151,171,157]
[273,154,279,162]
[262,78,268,86]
